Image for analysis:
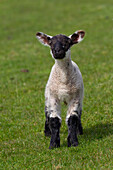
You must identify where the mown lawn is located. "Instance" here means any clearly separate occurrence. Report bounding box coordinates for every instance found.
[0,0,113,169]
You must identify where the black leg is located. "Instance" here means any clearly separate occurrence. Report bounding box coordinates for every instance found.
[67,115,79,147]
[44,119,51,137]
[78,110,83,135]
[44,106,51,137]
[49,117,61,149]
[78,119,83,135]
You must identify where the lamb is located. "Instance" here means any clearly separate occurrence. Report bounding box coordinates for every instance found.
[36,30,85,149]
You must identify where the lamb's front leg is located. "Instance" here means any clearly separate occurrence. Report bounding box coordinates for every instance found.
[66,101,83,147]
[49,116,61,149]
[45,96,61,149]
[49,98,61,149]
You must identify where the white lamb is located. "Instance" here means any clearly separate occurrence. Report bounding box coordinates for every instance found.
[36,30,85,149]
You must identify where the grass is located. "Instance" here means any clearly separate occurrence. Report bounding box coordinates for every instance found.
[0,0,113,169]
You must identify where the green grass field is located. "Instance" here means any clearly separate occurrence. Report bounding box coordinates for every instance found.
[0,0,113,169]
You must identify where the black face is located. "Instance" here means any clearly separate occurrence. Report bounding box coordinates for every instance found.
[50,35,72,59]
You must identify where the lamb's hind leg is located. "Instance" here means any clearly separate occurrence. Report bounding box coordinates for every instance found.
[66,101,83,147]
[78,110,83,135]
[44,105,51,137]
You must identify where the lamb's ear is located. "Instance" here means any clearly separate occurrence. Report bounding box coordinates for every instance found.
[69,30,85,45]
[36,32,52,46]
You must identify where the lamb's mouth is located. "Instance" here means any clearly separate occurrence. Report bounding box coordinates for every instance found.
[54,53,65,59]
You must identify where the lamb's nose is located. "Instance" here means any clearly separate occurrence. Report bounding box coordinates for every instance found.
[55,49,60,54]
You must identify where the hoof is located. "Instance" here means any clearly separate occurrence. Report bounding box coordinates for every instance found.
[72,141,79,147]
[49,142,60,149]
[68,140,79,147]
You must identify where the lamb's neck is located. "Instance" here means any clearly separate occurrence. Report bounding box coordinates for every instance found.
[55,58,72,71]
[55,50,72,71]
[54,50,74,83]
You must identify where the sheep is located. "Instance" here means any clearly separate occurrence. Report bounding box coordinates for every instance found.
[36,30,85,149]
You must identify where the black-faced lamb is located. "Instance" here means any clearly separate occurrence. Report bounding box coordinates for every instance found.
[36,30,85,149]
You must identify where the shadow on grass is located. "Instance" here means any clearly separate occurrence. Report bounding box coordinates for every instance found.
[83,122,113,141]
[61,122,113,147]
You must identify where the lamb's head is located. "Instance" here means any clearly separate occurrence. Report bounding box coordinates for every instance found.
[36,30,85,60]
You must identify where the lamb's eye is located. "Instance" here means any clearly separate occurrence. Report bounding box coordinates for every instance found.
[62,45,65,48]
